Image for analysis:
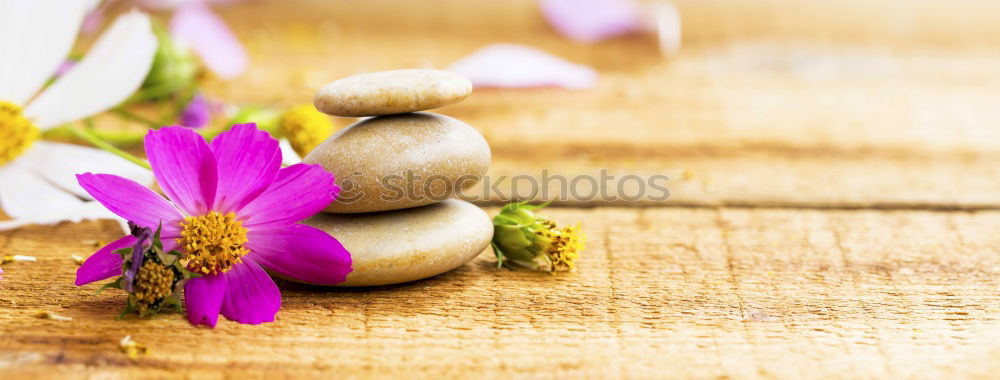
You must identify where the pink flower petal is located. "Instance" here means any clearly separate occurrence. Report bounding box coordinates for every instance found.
[238,164,338,229]
[447,43,597,90]
[184,273,227,327]
[170,3,247,79]
[220,259,280,324]
[247,224,352,285]
[540,0,641,43]
[210,124,282,213]
[75,235,134,286]
[76,173,184,237]
[145,126,218,215]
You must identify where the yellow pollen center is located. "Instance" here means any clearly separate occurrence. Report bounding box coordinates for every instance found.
[133,262,175,313]
[539,224,585,272]
[280,104,336,157]
[0,101,40,167]
[177,211,249,275]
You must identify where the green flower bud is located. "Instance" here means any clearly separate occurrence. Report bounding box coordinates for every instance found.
[494,224,532,250]
[491,201,585,272]
[200,106,282,142]
[140,23,198,101]
[228,106,282,137]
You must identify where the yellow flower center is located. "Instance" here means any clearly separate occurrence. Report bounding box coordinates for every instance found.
[133,262,175,313]
[540,223,585,272]
[0,101,40,167]
[177,211,249,275]
[280,104,336,157]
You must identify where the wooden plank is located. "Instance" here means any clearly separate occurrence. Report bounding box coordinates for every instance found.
[475,149,1000,208]
[212,0,1000,154]
[186,0,1000,207]
[3,1,998,377]
[1,207,998,377]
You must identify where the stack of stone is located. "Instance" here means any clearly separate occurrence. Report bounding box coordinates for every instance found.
[303,69,493,286]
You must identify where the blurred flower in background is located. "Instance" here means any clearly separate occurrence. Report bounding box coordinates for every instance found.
[279,104,338,159]
[167,1,248,79]
[0,3,156,230]
[75,0,260,147]
[179,92,212,128]
[139,23,199,101]
[86,0,248,79]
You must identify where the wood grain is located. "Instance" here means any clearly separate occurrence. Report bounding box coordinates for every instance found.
[1,208,999,378]
[185,0,1000,207]
[2,0,999,378]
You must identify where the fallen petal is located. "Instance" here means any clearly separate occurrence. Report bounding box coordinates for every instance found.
[540,0,641,43]
[447,44,597,90]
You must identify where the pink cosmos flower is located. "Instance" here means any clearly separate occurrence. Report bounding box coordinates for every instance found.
[74,124,351,327]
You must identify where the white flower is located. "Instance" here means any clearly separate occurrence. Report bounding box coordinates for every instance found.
[0,2,157,231]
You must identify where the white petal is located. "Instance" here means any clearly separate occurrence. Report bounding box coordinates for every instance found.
[0,161,127,231]
[25,11,157,129]
[279,138,302,165]
[0,199,123,231]
[23,141,153,199]
[85,0,103,12]
[0,164,86,222]
[0,1,88,104]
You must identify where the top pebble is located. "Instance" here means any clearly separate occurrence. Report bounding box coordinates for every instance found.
[314,69,473,117]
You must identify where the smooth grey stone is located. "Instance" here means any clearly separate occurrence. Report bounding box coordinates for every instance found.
[304,112,490,213]
[314,69,472,117]
[304,200,493,286]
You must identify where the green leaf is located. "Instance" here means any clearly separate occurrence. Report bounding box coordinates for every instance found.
[152,221,163,251]
[117,302,135,320]
[96,277,124,295]
[114,247,132,261]
[516,200,553,211]
[494,225,533,249]
[490,242,506,269]
[492,214,520,227]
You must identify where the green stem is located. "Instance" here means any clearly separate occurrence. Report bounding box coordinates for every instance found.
[170,85,198,121]
[113,107,167,129]
[43,125,146,146]
[126,82,180,104]
[66,126,151,170]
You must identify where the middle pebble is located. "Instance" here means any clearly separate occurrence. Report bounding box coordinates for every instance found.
[304,112,491,213]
